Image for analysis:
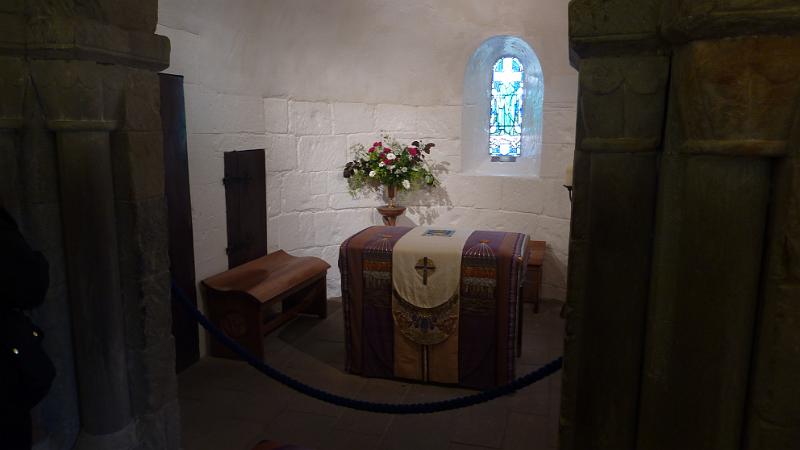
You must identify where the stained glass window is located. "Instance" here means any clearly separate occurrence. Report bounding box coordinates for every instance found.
[489,57,524,160]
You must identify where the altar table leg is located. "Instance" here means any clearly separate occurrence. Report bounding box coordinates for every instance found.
[517,298,524,357]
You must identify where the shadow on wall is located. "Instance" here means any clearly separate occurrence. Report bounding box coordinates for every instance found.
[401,159,454,225]
[347,159,455,227]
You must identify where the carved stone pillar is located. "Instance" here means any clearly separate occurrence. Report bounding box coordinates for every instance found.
[563,1,800,449]
[746,103,800,449]
[0,129,20,210]
[0,3,175,448]
[561,2,668,449]
[30,58,137,447]
[637,35,800,450]
[56,128,136,442]
[0,56,26,215]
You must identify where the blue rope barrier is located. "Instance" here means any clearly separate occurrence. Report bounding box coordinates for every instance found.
[173,280,562,414]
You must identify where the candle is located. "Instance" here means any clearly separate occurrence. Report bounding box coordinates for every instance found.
[565,164,573,187]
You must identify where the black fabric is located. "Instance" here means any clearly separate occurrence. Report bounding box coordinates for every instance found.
[1,310,56,409]
[0,207,54,449]
[0,310,55,449]
[0,208,49,310]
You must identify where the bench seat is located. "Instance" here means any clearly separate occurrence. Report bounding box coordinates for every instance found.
[202,250,330,360]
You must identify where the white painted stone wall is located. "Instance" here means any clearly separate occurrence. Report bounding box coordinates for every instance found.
[158,0,576,306]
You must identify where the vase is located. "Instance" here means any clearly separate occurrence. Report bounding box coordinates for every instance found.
[377,184,405,226]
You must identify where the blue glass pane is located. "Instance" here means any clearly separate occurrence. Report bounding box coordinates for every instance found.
[489,57,524,157]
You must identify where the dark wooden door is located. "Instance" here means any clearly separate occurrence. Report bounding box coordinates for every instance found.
[159,73,199,373]
[223,149,267,268]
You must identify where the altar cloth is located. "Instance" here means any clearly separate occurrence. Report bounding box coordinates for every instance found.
[392,227,472,309]
[339,226,529,389]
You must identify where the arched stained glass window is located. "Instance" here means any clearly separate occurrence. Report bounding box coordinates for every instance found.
[462,36,543,176]
[489,57,524,161]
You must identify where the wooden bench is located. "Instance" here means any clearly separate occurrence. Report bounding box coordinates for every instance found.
[201,250,330,360]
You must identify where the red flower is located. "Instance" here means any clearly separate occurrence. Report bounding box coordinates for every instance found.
[368,147,375,153]
[407,147,418,156]
[373,141,382,147]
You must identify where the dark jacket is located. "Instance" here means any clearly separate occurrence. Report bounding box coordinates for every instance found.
[0,207,55,447]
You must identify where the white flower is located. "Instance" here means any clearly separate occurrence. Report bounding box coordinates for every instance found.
[386,152,396,160]
[386,165,394,171]
[379,161,385,167]
[401,167,408,173]
[369,170,376,177]
[402,179,411,190]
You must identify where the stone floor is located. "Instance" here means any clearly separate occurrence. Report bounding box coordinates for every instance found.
[178,298,565,450]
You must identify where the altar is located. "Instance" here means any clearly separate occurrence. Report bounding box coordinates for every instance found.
[339,226,529,389]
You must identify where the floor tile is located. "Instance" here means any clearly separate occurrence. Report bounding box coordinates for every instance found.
[258,411,338,450]
[502,412,550,450]
[179,297,566,450]
[333,379,407,436]
[323,430,384,450]
[450,402,509,448]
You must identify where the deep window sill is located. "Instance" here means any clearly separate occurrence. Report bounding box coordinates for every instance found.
[491,155,517,162]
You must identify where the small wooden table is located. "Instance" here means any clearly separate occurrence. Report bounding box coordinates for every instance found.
[516,240,546,356]
[202,250,329,360]
[523,240,546,312]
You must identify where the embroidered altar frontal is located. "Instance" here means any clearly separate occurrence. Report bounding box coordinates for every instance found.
[339,226,529,389]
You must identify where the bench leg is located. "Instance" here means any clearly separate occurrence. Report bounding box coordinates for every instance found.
[310,275,327,319]
[533,270,542,314]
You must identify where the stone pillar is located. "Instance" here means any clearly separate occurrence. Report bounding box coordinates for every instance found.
[637,35,800,450]
[563,2,800,449]
[0,3,175,449]
[745,106,800,449]
[0,129,20,210]
[54,127,136,444]
[560,2,668,449]
[0,56,26,215]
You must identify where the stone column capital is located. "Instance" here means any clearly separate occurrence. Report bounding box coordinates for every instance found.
[30,59,123,131]
[568,0,665,63]
[46,120,118,132]
[0,56,26,129]
[661,0,800,44]
[26,15,169,71]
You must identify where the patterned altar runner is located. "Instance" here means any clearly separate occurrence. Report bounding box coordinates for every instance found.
[392,227,472,383]
[339,226,529,389]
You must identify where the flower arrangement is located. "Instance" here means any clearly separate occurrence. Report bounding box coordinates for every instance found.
[343,136,440,206]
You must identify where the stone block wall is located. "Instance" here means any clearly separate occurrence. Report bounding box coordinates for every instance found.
[157,0,577,310]
[261,99,574,300]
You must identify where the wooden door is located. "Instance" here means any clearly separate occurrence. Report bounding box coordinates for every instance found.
[223,149,267,268]
[159,73,199,373]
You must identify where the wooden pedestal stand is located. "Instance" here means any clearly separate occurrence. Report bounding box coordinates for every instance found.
[377,184,405,226]
[377,205,406,226]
